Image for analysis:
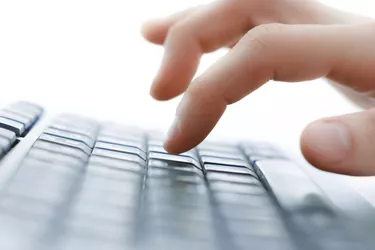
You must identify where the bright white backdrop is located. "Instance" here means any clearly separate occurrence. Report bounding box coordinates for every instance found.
[0,0,374,149]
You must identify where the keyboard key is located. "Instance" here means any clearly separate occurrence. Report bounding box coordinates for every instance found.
[198,149,245,160]
[97,135,146,152]
[198,142,239,153]
[212,192,271,207]
[209,181,265,195]
[147,174,204,187]
[147,205,212,223]
[49,123,97,141]
[146,190,209,208]
[69,202,135,225]
[148,160,204,179]
[54,115,99,132]
[9,102,43,118]
[7,165,73,203]
[88,156,145,174]
[147,139,165,147]
[16,158,78,178]
[86,167,143,185]
[147,164,203,178]
[100,124,145,141]
[44,128,95,148]
[99,132,145,144]
[50,122,98,139]
[15,101,44,113]
[242,144,286,162]
[92,148,145,166]
[204,164,255,176]
[76,188,138,208]
[148,145,197,159]
[0,110,33,129]
[3,107,39,123]
[39,133,92,155]
[27,148,83,170]
[95,141,146,160]
[201,156,250,168]
[147,180,206,195]
[33,140,89,163]
[218,204,278,221]
[240,141,275,150]
[82,175,140,195]
[206,171,260,184]
[149,152,201,170]
[62,216,134,247]
[147,218,214,241]
[0,127,16,144]
[0,117,25,136]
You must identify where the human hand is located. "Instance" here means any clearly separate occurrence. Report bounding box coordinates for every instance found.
[141,0,375,176]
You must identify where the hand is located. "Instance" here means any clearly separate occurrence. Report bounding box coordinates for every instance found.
[141,0,375,176]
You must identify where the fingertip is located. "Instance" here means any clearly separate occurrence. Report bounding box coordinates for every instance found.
[150,66,192,101]
[163,140,182,154]
[140,19,168,44]
[162,116,194,154]
[149,81,179,101]
[163,135,200,155]
[300,120,355,175]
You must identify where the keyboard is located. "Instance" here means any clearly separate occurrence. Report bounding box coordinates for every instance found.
[0,101,374,250]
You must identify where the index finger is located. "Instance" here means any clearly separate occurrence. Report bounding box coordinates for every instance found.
[164,23,367,154]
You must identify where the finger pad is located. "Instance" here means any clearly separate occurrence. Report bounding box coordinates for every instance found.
[300,130,358,176]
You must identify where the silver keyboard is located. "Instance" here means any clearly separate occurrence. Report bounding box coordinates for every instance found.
[0,101,373,250]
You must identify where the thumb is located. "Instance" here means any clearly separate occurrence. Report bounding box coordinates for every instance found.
[301,109,375,176]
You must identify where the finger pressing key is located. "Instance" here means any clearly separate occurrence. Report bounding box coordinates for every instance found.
[164,23,375,154]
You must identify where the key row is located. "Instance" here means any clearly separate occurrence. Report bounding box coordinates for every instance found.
[0,102,43,160]
[0,101,43,137]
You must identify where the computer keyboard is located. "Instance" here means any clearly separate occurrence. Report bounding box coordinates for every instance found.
[0,101,374,250]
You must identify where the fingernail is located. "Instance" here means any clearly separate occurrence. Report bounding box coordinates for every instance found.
[305,121,351,163]
[165,116,181,143]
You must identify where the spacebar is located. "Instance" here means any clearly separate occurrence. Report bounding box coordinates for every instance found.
[253,159,357,249]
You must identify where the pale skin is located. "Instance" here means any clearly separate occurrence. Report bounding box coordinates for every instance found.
[141,0,375,176]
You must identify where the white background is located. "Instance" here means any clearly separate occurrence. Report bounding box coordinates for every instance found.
[0,0,374,151]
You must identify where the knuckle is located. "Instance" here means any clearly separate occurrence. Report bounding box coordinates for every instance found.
[254,23,285,34]
[217,0,251,19]
[167,22,189,39]
[239,23,284,51]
